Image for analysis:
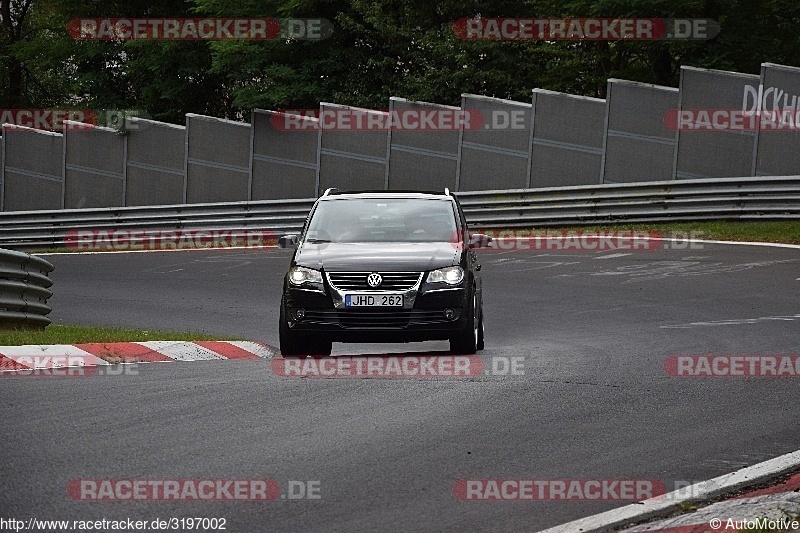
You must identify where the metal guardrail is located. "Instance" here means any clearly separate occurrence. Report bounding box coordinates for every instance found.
[0,176,798,250]
[458,175,800,227]
[0,248,54,329]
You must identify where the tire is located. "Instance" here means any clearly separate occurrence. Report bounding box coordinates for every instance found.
[450,289,479,355]
[280,300,333,357]
[279,301,302,356]
[306,338,332,357]
[476,307,485,351]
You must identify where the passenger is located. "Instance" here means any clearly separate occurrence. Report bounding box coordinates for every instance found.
[405,214,429,238]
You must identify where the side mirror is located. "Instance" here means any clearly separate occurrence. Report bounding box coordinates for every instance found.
[278,234,299,248]
[469,233,493,249]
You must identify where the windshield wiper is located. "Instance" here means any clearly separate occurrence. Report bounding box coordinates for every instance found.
[305,238,332,244]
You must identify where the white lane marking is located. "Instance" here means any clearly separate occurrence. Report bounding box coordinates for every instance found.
[487,257,527,264]
[539,449,800,533]
[589,259,795,283]
[498,261,581,272]
[674,238,800,250]
[534,252,597,257]
[136,341,225,361]
[593,253,633,260]
[661,313,800,328]
[0,345,109,367]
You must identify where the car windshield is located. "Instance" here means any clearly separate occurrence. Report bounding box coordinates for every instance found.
[305,198,459,243]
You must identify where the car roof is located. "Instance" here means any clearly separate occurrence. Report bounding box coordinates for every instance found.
[317,190,453,201]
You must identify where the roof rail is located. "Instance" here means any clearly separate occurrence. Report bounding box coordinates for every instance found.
[322,188,339,197]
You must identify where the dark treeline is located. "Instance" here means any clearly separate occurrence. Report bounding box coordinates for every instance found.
[1,0,799,124]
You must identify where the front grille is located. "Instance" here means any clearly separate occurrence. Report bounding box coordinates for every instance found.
[327,272,422,291]
[301,309,456,329]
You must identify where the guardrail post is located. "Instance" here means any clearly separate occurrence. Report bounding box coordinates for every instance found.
[183,114,190,203]
[314,107,322,197]
[0,127,5,212]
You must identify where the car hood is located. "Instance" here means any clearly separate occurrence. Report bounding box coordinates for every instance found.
[294,242,461,272]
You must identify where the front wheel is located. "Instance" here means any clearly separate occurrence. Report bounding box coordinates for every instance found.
[279,301,301,356]
[476,311,484,351]
[280,301,332,357]
[450,290,481,355]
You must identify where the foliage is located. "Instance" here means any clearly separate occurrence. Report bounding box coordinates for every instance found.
[1,0,799,122]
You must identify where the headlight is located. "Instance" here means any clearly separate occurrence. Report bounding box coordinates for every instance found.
[426,266,464,285]
[289,266,323,286]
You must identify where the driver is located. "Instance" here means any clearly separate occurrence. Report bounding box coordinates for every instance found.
[335,213,363,241]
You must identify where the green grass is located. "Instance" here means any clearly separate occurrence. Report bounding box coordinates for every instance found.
[0,324,235,346]
[477,221,800,245]
[678,501,699,512]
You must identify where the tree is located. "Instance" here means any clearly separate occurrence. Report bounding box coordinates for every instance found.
[1,0,37,106]
[2,0,800,117]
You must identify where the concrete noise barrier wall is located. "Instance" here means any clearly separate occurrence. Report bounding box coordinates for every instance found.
[387,98,460,192]
[753,63,800,177]
[6,61,800,211]
[63,122,125,209]
[317,103,388,192]
[458,94,532,191]
[251,109,319,199]
[602,79,679,183]
[1,126,64,211]
[185,113,251,203]
[125,117,186,206]
[674,66,760,179]
[530,89,606,187]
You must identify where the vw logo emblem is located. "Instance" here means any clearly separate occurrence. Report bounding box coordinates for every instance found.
[367,273,382,288]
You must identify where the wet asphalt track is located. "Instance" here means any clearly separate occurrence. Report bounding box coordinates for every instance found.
[1,242,799,531]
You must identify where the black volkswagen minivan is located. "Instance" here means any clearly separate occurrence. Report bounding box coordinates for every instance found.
[278,189,491,356]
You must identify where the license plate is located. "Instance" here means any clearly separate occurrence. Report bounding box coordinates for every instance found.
[345,294,403,307]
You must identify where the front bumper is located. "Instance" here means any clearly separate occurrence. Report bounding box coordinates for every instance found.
[283,276,469,342]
